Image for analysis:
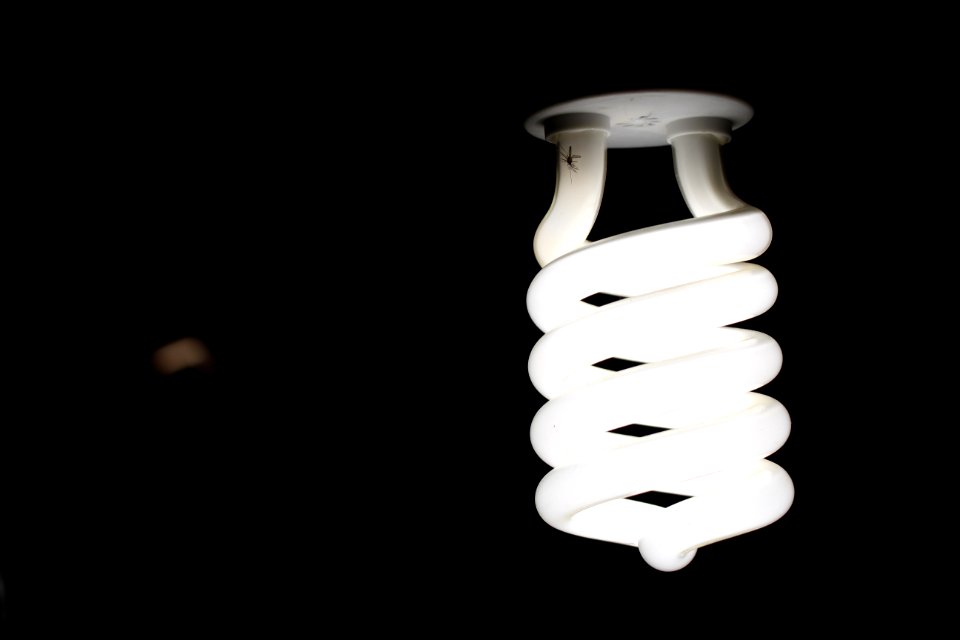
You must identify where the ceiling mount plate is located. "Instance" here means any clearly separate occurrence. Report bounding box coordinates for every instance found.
[524,91,753,148]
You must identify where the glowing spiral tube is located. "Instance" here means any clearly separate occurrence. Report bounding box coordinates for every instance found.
[527,112,793,571]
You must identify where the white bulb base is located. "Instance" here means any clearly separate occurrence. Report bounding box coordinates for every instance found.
[525,90,752,148]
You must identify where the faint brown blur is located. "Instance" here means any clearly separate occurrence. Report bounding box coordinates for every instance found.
[152,337,213,375]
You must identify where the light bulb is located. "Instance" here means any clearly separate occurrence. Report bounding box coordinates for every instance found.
[525,91,793,571]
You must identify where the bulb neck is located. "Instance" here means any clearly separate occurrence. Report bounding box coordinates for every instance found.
[668,118,746,217]
[533,121,609,267]
[543,113,611,142]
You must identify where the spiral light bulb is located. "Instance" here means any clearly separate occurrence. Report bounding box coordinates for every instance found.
[525,91,793,571]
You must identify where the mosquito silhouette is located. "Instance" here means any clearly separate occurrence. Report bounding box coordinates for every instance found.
[559,145,581,181]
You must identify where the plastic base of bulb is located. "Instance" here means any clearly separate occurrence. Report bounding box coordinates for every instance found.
[524,91,753,148]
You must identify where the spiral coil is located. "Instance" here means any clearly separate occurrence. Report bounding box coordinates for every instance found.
[527,112,793,571]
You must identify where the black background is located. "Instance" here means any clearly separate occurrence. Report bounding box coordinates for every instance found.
[2,24,941,628]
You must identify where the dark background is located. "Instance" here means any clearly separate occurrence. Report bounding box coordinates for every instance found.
[2,26,938,628]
